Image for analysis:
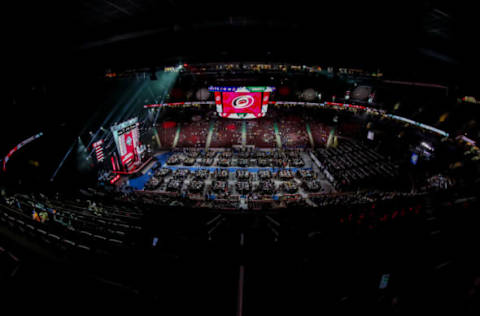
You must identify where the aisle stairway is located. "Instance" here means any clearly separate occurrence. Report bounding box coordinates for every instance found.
[242,121,247,148]
[326,127,336,148]
[305,122,315,148]
[172,123,181,148]
[153,128,162,148]
[205,121,216,150]
[273,122,282,148]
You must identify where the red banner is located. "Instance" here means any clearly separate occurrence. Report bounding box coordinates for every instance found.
[163,121,176,129]
[215,92,222,106]
[262,92,270,105]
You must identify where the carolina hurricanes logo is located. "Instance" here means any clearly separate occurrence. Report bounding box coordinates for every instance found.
[126,136,132,146]
[232,95,254,109]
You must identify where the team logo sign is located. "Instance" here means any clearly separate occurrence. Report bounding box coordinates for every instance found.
[232,95,254,109]
[126,136,132,146]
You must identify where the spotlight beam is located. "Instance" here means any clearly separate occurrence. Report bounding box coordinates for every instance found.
[50,138,76,182]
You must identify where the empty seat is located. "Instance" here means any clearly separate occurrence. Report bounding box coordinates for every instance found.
[63,239,76,247]
[47,233,61,241]
[36,228,51,245]
[16,219,26,234]
[25,224,36,238]
[108,238,123,244]
[77,244,90,251]
[79,230,93,237]
[59,239,76,252]
[72,243,93,260]
[6,216,16,228]
[36,228,47,235]
[92,234,107,241]
[105,238,126,254]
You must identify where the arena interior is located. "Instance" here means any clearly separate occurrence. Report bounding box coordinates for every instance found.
[2,1,480,314]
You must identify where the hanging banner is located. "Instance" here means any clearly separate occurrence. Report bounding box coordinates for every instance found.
[3,132,43,172]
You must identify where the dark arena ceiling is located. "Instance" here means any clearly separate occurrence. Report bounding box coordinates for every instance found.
[6,1,480,81]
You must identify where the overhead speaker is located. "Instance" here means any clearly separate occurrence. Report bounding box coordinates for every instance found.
[302,88,316,101]
[352,86,372,100]
[196,88,210,101]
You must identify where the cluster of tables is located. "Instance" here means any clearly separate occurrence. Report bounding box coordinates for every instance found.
[144,177,162,190]
[211,181,228,192]
[258,180,275,194]
[297,169,315,180]
[290,158,305,167]
[258,170,272,180]
[188,180,204,193]
[200,158,214,166]
[173,169,190,179]
[165,149,305,168]
[142,149,331,198]
[303,180,321,192]
[278,169,294,180]
[235,182,251,194]
[217,158,230,167]
[155,168,172,177]
[214,169,229,180]
[183,157,196,166]
[145,167,172,190]
[166,179,183,191]
[238,159,249,167]
[282,181,299,193]
[194,169,210,179]
[220,151,233,159]
[166,150,211,166]
[166,155,182,165]
[236,170,250,180]
[145,167,326,196]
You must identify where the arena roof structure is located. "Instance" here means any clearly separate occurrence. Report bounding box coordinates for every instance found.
[7,1,479,83]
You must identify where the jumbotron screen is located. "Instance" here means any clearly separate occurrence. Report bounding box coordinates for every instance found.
[209,86,275,119]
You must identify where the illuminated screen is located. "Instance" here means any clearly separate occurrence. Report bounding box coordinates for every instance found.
[216,92,269,119]
[210,87,273,119]
[110,118,140,170]
[223,92,262,115]
[118,129,137,166]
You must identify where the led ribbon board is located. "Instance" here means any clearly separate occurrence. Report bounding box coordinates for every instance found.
[208,86,275,119]
[2,132,43,171]
[92,139,105,162]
